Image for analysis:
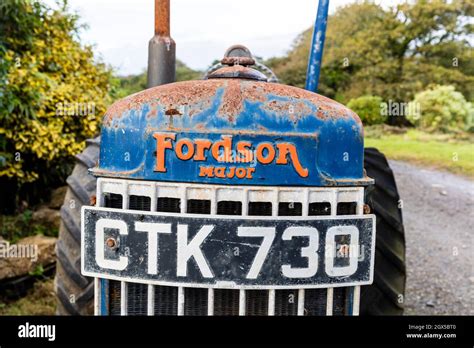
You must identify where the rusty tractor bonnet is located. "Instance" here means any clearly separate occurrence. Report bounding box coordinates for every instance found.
[91,46,371,187]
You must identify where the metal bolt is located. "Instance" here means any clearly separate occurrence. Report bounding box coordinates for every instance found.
[363,204,371,214]
[106,237,117,250]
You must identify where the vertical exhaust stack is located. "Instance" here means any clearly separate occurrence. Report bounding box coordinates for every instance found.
[147,0,176,88]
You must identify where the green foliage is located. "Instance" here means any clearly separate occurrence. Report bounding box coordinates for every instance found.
[116,60,201,98]
[176,60,201,82]
[29,264,44,277]
[0,213,58,243]
[347,96,387,125]
[0,0,114,184]
[0,279,56,315]
[407,85,473,132]
[267,0,474,104]
[365,127,474,177]
[114,72,147,99]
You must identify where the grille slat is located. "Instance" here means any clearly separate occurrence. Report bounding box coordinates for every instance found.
[309,202,331,215]
[278,202,302,216]
[109,280,121,316]
[248,201,272,216]
[129,195,151,211]
[126,283,148,315]
[275,289,298,316]
[154,285,178,316]
[246,290,268,316]
[157,197,180,213]
[337,202,357,215]
[184,288,208,316]
[187,199,211,214]
[214,289,240,316]
[217,201,242,215]
[304,289,328,316]
[104,193,122,209]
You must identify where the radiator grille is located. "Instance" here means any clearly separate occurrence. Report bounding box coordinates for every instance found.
[214,289,239,316]
[157,197,180,213]
[154,285,178,315]
[95,179,365,316]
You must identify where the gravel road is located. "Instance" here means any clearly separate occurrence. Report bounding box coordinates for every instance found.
[389,160,473,315]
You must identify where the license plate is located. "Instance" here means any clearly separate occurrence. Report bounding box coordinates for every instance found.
[81,207,375,289]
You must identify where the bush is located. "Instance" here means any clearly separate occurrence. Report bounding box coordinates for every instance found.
[0,0,114,209]
[407,85,473,133]
[347,96,387,125]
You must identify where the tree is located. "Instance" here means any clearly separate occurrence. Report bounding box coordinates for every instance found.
[0,0,114,210]
[115,60,201,98]
[267,0,474,105]
[407,85,473,132]
[347,95,387,125]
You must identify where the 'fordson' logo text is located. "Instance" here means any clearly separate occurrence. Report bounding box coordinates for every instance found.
[153,133,309,179]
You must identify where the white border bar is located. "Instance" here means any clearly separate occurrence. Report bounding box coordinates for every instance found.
[297,289,305,316]
[120,281,128,315]
[147,284,155,316]
[268,289,275,316]
[207,288,214,316]
[239,289,246,316]
[177,286,185,316]
[326,288,333,316]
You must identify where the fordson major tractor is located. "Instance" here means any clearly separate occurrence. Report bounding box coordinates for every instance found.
[55,0,406,316]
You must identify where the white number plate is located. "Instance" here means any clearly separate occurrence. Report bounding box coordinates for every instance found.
[81,207,375,289]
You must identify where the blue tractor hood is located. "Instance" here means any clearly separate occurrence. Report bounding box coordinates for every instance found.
[92,72,372,187]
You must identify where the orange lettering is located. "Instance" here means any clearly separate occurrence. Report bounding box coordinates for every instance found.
[246,167,255,179]
[199,166,214,177]
[235,167,246,178]
[227,167,235,178]
[256,143,275,164]
[276,143,308,177]
[194,139,212,161]
[175,138,194,160]
[214,167,226,178]
[211,136,232,162]
[153,133,175,172]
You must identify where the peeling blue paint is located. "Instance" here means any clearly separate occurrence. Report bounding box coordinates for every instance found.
[93,80,371,187]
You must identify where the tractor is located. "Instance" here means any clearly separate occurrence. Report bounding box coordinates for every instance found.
[54,0,405,316]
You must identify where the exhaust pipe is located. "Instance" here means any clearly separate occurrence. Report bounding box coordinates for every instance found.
[147,0,176,88]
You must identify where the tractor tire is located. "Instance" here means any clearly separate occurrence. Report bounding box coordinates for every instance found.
[360,147,406,315]
[54,142,405,315]
[54,138,99,315]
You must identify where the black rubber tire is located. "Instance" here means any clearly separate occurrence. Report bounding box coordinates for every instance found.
[360,147,406,315]
[54,142,405,315]
[54,138,99,315]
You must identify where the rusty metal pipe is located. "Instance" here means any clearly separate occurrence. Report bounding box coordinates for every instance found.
[154,0,170,36]
[147,0,175,88]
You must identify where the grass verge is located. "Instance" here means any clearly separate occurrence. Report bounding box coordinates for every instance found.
[0,279,56,315]
[365,126,474,179]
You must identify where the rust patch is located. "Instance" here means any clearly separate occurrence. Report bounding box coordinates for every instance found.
[241,81,354,121]
[165,108,182,116]
[103,79,225,125]
[102,77,359,128]
[221,56,255,66]
[218,80,243,121]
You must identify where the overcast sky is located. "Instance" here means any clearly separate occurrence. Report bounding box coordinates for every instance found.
[49,0,402,76]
